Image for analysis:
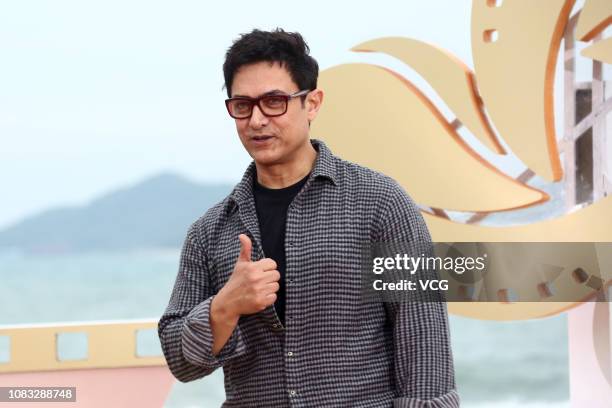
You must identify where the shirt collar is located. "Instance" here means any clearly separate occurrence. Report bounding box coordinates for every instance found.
[229,138,337,211]
[310,138,338,185]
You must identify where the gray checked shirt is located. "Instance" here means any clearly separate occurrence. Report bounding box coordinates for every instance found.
[158,139,459,407]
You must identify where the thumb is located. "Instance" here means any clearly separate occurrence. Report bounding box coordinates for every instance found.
[238,234,252,262]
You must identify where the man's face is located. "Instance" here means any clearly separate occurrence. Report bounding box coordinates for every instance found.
[230,61,321,166]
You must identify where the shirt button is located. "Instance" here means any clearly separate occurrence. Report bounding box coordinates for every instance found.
[289,390,297,397]
[272,324,279,329]
[287,241,294,246]
[287,351,294,357]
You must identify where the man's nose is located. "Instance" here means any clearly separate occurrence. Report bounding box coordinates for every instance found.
[248,104,269,128]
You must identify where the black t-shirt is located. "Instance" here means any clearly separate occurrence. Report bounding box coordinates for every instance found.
[253,172,309,326]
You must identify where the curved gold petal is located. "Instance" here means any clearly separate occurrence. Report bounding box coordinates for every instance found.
[471,0,574,181]
[581,36,612,65]
[313,63,547,212]
[352,37,506,154]
[424,196,612,321]
[575,0,612,41]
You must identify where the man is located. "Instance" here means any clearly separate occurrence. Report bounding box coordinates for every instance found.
[158,28,459,407]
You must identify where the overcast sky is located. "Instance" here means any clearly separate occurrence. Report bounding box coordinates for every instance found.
[0,0,602,229]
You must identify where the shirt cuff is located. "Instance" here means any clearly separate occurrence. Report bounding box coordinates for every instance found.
[393,390,460,408]
[182,296,246,368]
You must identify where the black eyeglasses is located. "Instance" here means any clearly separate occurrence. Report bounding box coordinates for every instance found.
[225,90,310,119]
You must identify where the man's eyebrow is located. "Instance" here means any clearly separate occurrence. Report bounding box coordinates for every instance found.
[262,89,285,96]
[231,89,286,98]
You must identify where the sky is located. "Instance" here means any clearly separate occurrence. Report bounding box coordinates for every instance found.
[0,0,604,229]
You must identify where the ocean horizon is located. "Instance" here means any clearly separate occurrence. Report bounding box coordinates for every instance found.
[0,249,570,407]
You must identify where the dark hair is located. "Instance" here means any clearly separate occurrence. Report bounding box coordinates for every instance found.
[223,28,319,97]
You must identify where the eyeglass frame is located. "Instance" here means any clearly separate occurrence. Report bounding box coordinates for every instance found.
[224,89,311,119]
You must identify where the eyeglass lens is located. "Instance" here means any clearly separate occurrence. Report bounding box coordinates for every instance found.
[228,95,288,118]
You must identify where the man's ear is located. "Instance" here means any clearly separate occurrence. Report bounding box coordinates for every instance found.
[306,89,324,122]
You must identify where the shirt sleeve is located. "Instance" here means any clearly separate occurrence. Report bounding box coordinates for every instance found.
[375,179,460,407]
[157,222,247,383]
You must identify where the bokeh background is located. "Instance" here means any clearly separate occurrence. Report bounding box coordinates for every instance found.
[3,1,608,406]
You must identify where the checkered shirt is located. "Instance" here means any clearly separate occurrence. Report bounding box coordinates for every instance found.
[158,139,459,407]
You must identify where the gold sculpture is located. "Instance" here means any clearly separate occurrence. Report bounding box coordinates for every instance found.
[312,0,611,320]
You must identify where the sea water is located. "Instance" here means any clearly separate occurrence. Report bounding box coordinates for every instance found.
[0,250,569,407]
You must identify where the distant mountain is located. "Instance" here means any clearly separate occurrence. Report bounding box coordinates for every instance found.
[0,173,233,253]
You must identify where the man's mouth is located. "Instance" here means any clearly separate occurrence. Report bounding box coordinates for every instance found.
[251,135,274,142]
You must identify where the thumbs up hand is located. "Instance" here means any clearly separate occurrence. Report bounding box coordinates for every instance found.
[215,234,280,319]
